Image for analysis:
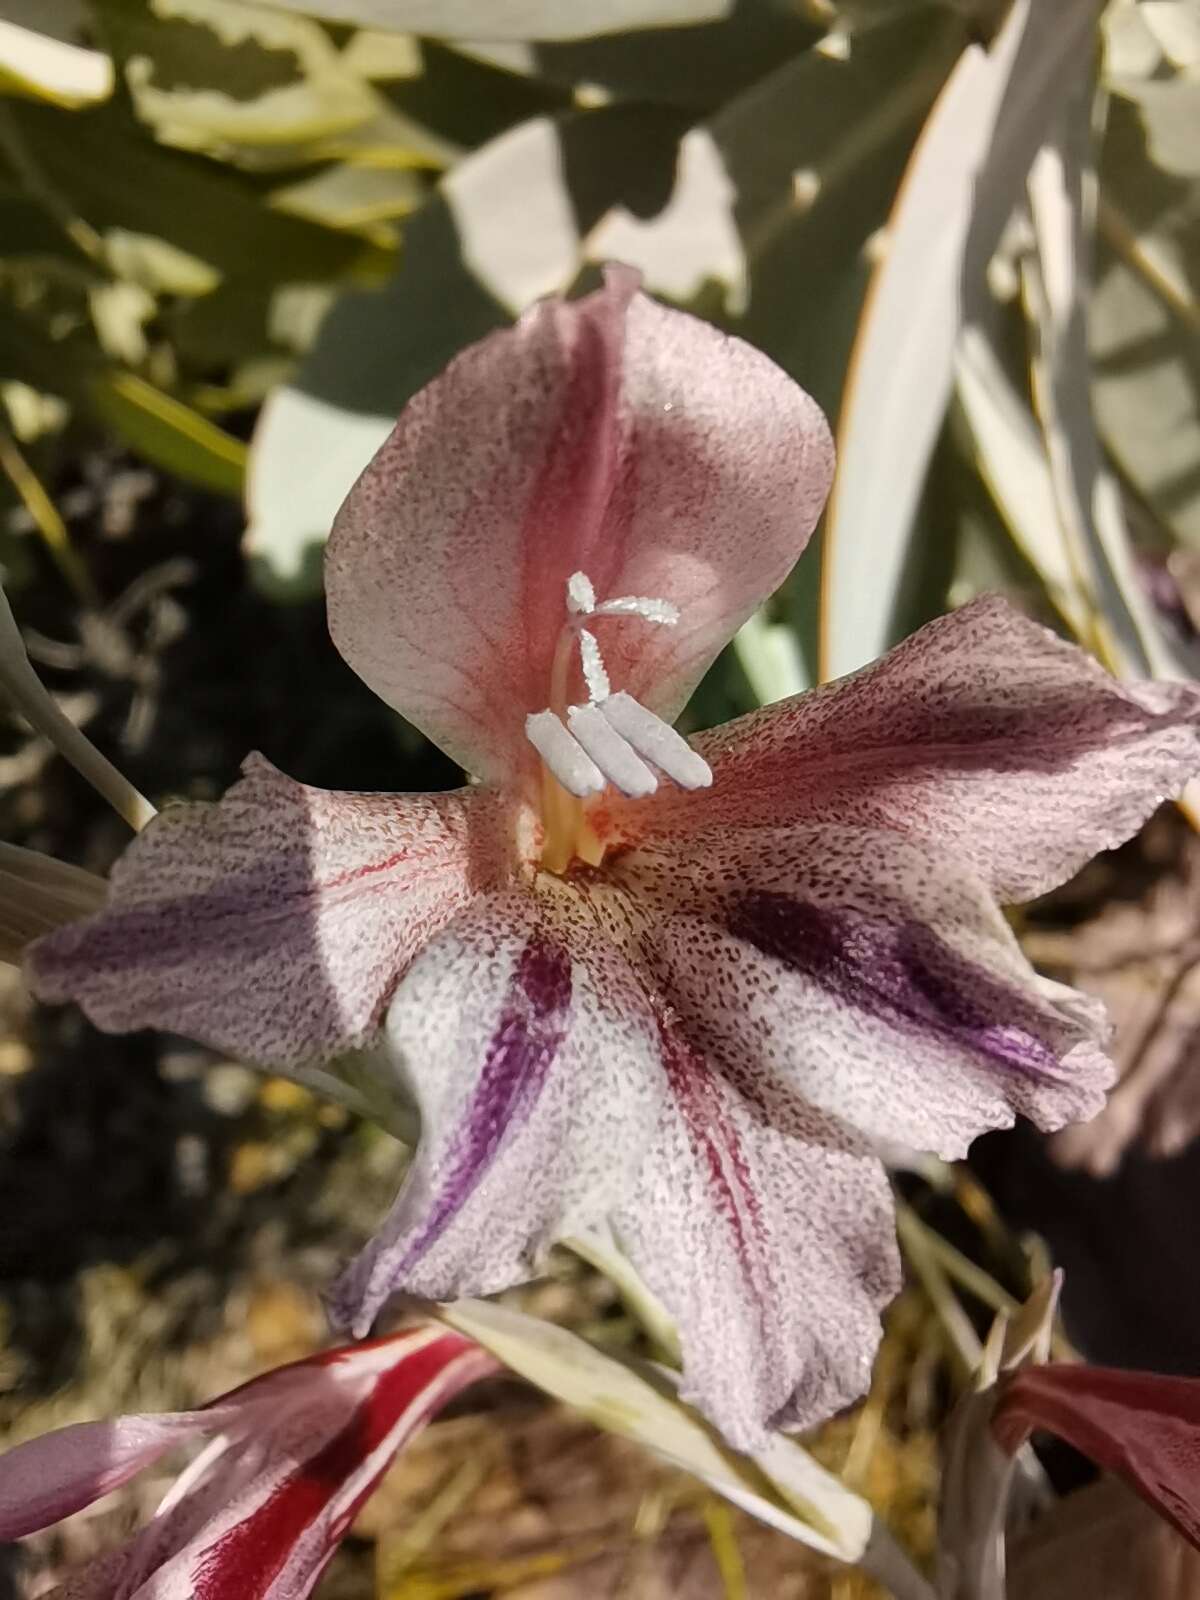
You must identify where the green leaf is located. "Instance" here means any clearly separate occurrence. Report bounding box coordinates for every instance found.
[1140,1,1200,68]
[470,0,819,113]
[0,291,93,398]
[437,1298,871,1562]
[0,578,155,831]
[92,0,455,173]
[1,98,374,282]
[956,325,1092,642]
[165,281,275,368]
[1108,76,1200,180]
[90,370,248,495]
[270,161,425,233]
[380,38,570,153]
[733,609,809,702]
[1021,72,1189,682]
[252,0,732,43]
[92,0,379,157]
[101,228,221,297]
[1092,95,1200,546]
[437,1298,938,1600]
[820,0,1104,681]
[0,191,79,260]
[250,7,966,610]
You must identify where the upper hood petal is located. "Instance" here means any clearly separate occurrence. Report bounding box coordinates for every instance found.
[326,264,832,786]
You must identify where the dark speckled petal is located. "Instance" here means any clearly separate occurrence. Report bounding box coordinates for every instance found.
[613,595,1200,904]
[617,823,1112,1160]
[26,755,505,1068]
[613,1013,900,1450]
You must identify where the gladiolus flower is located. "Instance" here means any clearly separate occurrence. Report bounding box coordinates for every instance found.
[26,266,1200,1447]
[0,1326,495,1598]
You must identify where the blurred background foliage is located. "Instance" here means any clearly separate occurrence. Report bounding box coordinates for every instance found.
[1,0,1196,703]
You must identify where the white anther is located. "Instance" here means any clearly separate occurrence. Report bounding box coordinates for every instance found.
[599,692,713,790]
[566,571,596,615]
[593,594,679,625]
[525,710,604,797]
[567,704,657,798]
[578,629,610,703]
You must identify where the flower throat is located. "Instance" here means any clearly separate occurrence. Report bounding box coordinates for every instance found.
[525,571,712,874]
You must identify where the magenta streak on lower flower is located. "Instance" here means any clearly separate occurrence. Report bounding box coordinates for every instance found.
[727,892,1064,1080]
[390,934,573,1281]
[192,1336,490,1597]
[0,1325,498,1600]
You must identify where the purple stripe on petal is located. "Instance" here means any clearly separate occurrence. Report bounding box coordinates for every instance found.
[398,934,573,1273]
[727,892,1061,1079]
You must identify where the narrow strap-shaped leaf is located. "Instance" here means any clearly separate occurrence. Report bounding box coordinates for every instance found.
[821,0,1102,681]
[0,841,106,962]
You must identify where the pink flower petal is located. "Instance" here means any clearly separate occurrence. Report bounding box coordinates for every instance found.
[26,755,502,1066]
[166,1330,495,1600]
[326,266,833,786]
[26,1330,496,1600]
[330,885,668,1333]
[619,595,1200,903]
[618,823,1113,1160]
[0,1342,386,1549]
[993,1364,1200,1553]
[0,1410,212,1540]
[612,1013,899,1451]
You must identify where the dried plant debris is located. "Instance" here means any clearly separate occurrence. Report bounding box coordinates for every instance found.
[1008,1475,1200,1600]
[1023,808,1200,1175]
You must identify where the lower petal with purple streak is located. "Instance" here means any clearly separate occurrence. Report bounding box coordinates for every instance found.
[332,885,668,1334]
[620,824,1112,1160]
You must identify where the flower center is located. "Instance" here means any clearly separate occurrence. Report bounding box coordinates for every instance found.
[525,571,712,873]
